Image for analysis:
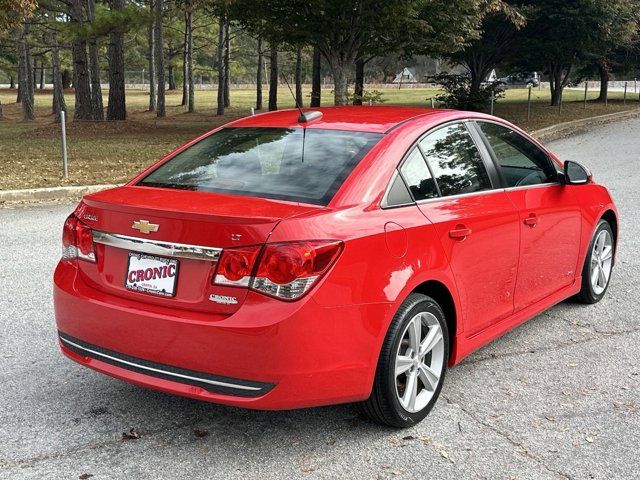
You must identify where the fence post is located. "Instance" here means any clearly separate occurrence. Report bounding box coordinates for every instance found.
[527,85,532,121]
[0,101,4,120]
[624,81,627,104]
[605,82,608,107]
[430,97,434,108]
[584,81,588,109]
[490,88,494,116]
[60,110,68,179]
[142,68,145,90]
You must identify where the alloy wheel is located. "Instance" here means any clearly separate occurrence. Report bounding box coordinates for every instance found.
[590,229,613,295]
[394,312,445,413]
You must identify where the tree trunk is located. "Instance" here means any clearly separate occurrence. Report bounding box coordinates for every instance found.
[18,31,35,121]
[295,47,303,107]
[353,58,364,105]
[167,65,175,90]
[51,33,67,123]
[596,58,609,103]
[71,40,93,120]
[186,8,194,113]
[62,69,71,89]
[33,57,37,90]
[87,0,104,120]
[223,21,230,108]
[154,0,166,117]
[16,67,22,102]
[328,57,348,106]
[216,16,225,115]
[181,11,187,106]
[310,46,321,107]
[10,75,15,89]
[39,63,45,90]
[256,36,263,110]
[549,67,562,106]
[107,0,126,120]
[70,0,93,121]
[268,46,278,111]
[147,0,156,112]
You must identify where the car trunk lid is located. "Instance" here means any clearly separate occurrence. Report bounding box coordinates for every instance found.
[74,186,319,315]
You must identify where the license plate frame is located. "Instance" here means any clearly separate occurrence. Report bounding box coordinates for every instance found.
[125,252,179,298]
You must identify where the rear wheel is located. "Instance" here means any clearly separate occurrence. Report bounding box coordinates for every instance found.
[576,220,614,304]
[360,293,449,428]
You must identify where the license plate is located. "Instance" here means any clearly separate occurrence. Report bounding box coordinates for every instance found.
[125,252,179,297]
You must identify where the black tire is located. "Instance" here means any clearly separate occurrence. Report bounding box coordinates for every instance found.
[360,293,449,428]
[575,219,614,304]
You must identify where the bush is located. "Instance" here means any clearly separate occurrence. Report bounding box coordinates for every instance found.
[326,88,387,105]
[428,73,504,112]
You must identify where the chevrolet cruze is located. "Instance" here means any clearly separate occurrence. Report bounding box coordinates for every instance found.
[54,106,618,427]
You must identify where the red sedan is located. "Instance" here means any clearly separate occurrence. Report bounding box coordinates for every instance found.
[54,106,618,427]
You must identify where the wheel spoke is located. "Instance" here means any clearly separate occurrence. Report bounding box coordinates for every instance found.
[408,317,421,352]
[601,245,613,262]
[597,265,606,288]
[395,355,413,377]
[591,264,600,286]
[419,324,443,357]
[596,233,606,255]
[402,370,418,410]
[418,364,440,391]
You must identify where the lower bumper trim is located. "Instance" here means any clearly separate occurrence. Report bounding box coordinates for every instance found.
[58,331,275,398]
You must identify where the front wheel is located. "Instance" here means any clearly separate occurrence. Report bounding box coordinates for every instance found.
[360,293,449,428]
[576,219,614,304]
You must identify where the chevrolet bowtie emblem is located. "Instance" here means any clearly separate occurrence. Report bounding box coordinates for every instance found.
[132,219,159,234]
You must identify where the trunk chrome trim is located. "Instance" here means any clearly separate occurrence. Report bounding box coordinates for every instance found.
[92,230,222,261]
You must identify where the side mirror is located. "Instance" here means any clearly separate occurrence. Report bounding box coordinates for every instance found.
[563,160,591,185]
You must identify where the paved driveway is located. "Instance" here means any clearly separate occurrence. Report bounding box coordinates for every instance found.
[1,119,638,479]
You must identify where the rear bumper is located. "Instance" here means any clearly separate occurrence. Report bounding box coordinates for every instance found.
[54,260,393,409]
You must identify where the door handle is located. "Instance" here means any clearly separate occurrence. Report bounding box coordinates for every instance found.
[449,225,472,239]
[524,214,538,227]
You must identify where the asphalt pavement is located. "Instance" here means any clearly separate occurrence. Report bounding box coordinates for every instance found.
[1,118,639,479]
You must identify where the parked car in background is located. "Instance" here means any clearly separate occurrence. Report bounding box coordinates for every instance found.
[54,106,617,428]
[497,72,540,87]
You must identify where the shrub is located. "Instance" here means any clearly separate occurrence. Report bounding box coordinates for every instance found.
[428,73,504,112]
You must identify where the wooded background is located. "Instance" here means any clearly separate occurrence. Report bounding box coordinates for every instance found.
[1,0,640,123]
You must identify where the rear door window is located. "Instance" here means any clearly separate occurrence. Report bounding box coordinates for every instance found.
[419,123,492,197]
[139,127,382,205]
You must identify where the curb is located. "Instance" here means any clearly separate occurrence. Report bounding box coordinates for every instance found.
[531,108,640,142]
[0,184,119,206]
[2,107,639,205]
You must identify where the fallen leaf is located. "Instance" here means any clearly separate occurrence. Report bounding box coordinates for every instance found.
[79,475,93,480]
[122,427,141,440]
[402,435,417,441]
[194,429,209,438]
[585,436,594,443]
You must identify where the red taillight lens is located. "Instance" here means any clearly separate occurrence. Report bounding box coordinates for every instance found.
[214,245,261,286]
[61,214,96,263]
[253,241,343,300]
[212,240,343,300]
[62,215,77,248]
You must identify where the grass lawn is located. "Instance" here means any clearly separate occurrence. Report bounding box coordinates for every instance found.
[0,85,638,191]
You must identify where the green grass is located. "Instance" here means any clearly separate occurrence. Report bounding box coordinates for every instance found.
[0,85,638,191]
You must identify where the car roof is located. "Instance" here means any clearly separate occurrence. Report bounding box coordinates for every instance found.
[229,106,445,134]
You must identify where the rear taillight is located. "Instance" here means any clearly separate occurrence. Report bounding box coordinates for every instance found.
[213,240,343,300]
[61,214,96,263]
[214,245,262,287]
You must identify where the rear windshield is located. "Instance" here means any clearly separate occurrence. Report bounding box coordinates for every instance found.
[139,127,382,205]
